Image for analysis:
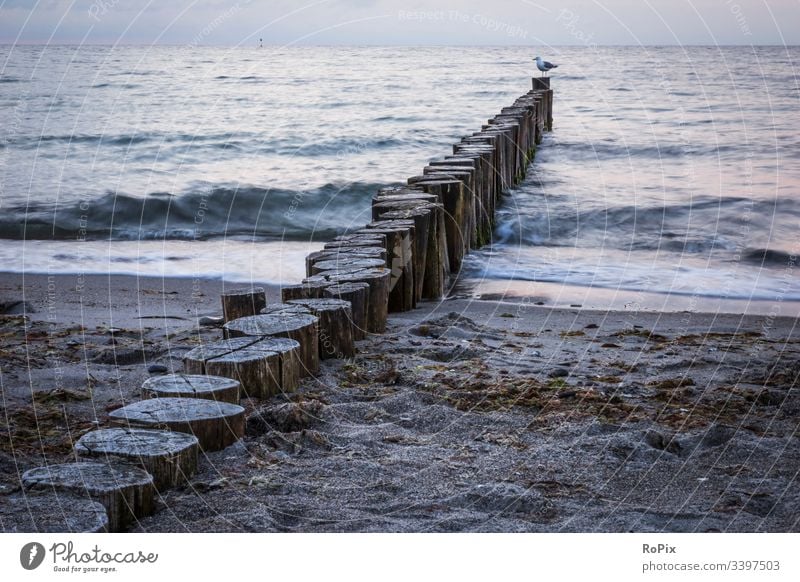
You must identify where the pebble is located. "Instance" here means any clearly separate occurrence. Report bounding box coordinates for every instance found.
[549,368,569,378]
[147,364,169,374]
[199,316,224,326]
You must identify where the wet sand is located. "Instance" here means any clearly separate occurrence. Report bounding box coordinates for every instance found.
[1,273,798,532]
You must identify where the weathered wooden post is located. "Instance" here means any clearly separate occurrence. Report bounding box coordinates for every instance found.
[358,221,415,312]
[413,168,475,250]
[306,247,387,276]
[221,287,267,323]
[310,257,386,276]
[22,463,155,532]
[142,373,241,403]
[183,336,301,396]
[109,397,246,452]
[371,199,447,300]
[305,267,390,333]
[377,206,432,303]
[223,313,320,376]
[531,77,553,131]
[324,282,370,340]
[75,428,199,490]
[281,279,334,301]
[411,179,466,273]
[287,298,355,359]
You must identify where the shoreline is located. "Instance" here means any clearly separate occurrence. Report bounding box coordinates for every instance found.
[4,272,798,325]
[456,277,800,318]
[2,271,799,531]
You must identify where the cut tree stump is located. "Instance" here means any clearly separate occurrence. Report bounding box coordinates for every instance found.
[374,186,436,203]
[1,491,108,533]
[287,298,355,359]
[377,207,432,303]
[329,233,387,248]
[306,247,386,276]
[74,428,199,490]
[183,336,301,398]
[223,313,319,376]
[141,374,241,404]
[373,200,448,299]
[454,145,497,231]
[305,267,389,333]
[261,303,311,315]
[412,168,476,249]
[221,287,267,323]
[361,221,415,312]
[280,279,334,301]
[21,462,155,532]
[324,282,369,340]
[261,300,354,358]
[417,179,467,273]
[108,397,245,452]
[310,257,386,276]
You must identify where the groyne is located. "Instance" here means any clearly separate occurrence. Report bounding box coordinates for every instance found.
[12,77,554,532]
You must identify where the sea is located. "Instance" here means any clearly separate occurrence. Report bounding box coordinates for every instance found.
[1,45,799,311]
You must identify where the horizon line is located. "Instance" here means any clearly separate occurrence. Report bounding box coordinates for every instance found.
[2,42,798,48]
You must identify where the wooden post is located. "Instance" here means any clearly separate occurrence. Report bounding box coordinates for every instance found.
[453,145,496,243]
[287,298,355,359]
[223,313,320,376]
[108,397,246,453]
[183,336,301,397]
[306,267,390,333]
[415,179,466,273]
[221,287,267,323]
[374,190,438,205]
[323,282,370,340]
[464,133,505,203]
[358,222,415,312]
[306,247,386,276]
[142,374,241,404]
[372,199,447,299]
[424,162,478,248]
[75,428,199,490]
[377,207,432,303]
[281,279,334,301]
[437,153,490,246]
[330,233,388,247]
[412,168,475,250]
[490,116,526,182]
[531,77,553,131]
[481,124,517,191]
[22,462,155,533]
[310,257,386,276]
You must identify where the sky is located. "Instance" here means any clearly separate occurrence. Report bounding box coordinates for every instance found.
[0,0,798,46]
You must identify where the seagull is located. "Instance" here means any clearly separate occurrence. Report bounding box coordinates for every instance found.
[534,56,558,77]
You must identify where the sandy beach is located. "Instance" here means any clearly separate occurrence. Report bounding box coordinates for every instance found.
[1,272,798,532]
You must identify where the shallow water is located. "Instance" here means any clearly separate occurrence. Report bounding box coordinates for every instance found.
[1,45,798,303]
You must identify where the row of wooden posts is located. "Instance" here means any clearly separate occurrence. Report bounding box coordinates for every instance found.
[12,78,553,533]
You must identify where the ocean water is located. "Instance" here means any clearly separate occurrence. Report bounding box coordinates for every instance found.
[1,45,799,306]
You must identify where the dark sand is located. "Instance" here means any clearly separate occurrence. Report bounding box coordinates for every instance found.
[1,273,798,532]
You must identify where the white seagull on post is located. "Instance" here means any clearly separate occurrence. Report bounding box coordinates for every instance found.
[534,56,558,77]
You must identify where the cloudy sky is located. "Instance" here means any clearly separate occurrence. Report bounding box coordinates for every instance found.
[1,0,798,45]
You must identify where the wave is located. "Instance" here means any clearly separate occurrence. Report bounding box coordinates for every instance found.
[493,196,800,254]
[546,140,743,160]
[5,132,413,157]
[0,182,383,242]
[741,248,798,268]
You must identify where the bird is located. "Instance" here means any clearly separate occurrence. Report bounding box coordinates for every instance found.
[534,56,558,77]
